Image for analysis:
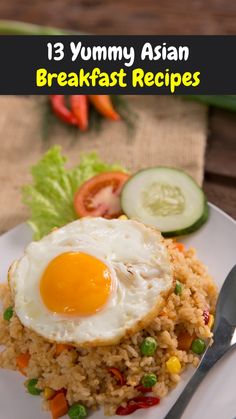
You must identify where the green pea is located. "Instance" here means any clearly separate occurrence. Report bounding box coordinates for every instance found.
[141,373,158,388]
[3,306,13,321]
[191,338,206,355]
[26,378,42,396]
[174,281,183,295]
[68,403,87,419]
[140,337,158,356]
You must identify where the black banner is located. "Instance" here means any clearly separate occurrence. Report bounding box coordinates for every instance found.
[0,35,235,94]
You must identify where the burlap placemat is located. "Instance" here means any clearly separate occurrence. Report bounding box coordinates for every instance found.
[0,95,207,234]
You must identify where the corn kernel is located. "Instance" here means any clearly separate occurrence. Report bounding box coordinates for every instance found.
[118,215,128,220]
[166,356,181,374]
[208,314,214,330]
[43,387,55,400]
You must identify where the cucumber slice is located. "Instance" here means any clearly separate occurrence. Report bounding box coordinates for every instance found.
[121,167,208,236]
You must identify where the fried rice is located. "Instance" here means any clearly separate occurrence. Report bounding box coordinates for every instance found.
[0,239,218,416]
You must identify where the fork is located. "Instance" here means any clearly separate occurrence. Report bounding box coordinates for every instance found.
[164,265,236,419]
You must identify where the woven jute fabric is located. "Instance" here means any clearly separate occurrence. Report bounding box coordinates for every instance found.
[0,95,207,234]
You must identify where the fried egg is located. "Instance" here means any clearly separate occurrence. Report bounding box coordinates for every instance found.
[9,218,173,346]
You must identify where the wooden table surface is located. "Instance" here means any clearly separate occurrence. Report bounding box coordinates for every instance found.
[0,0,235,219]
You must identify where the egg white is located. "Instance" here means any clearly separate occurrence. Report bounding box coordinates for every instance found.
[9,218,173,346]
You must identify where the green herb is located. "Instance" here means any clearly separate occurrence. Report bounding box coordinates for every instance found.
[174,280,183,295]
[22,146,126,240]
[3,306,13,321]
[140,337,158,356]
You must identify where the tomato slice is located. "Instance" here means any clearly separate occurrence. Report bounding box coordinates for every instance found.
[74,172,129,218]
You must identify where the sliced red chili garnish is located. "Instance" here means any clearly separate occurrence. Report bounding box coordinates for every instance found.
[108,367,126,386]
[131,396,160,406]
[203,309,210,325]
[136,384,152,393]
[116,396,160,415]
[116,404,139,415]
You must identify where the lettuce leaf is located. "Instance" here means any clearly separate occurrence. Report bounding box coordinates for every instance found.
[22,146,126,240]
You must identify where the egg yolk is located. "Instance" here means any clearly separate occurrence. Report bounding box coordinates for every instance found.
[40,252,112,316]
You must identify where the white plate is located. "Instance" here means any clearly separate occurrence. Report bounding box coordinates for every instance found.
[0,204,235,419]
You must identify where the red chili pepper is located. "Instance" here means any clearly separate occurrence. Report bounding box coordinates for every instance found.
[108,367,126,386]
[116,404,139,416]
[131,396,160,407]
[116,396,160,415]
[136,384,152,393]
[49,95,77,125]
[88,95,121,121]
[70,95,89,131]
[203,309,210,325]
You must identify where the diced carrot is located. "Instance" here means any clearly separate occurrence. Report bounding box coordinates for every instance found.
[55,344,72,356]
[177,331,195,351]
[16,352,30,375]
[175,242,185,252]
[49,392,68,419]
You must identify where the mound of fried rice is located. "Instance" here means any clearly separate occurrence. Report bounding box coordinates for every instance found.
[0,240,217,416]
